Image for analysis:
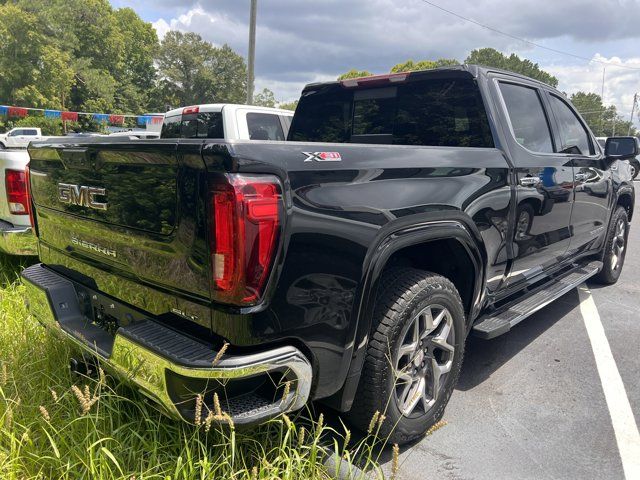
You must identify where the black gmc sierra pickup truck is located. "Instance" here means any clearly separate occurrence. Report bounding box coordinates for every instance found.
[22,65,637,444]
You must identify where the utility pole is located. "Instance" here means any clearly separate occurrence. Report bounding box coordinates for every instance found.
[628,93,637,136]
[599,67,606,134]
[246,0,257,105]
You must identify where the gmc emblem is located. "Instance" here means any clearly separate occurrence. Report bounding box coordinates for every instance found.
[57,183,108,211]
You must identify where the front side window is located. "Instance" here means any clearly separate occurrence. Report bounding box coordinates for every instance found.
[499,82,554,153]
[247,113,285,140]
[549,95,593,155]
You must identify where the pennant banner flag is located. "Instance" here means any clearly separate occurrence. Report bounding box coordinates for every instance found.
[61,111,79,121]
[8,107,28,117]
[0,104,163,126]
[92,113,109,123]
[109,114,125,125]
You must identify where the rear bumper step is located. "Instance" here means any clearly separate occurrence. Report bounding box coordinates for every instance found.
[472,260,602,339]
[21,263,312,426]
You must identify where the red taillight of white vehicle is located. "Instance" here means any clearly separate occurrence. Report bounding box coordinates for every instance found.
[5,168,30,215]
[210,174,282,305]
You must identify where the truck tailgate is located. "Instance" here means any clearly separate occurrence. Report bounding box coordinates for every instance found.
[28,139,212,328]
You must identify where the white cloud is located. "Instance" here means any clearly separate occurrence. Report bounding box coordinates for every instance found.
[546,54,640,125]
[152,18,171,40]
[148,1,640,123]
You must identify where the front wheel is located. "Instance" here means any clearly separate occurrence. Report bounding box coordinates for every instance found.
[630,159,640,180]
[348,268,465,445]
[593,206,629,285]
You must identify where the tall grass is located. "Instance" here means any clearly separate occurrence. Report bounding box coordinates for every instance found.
[0,255,389,479]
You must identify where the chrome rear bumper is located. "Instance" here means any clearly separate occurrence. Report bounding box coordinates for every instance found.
[21,263,312,425]
[0,220,37,256]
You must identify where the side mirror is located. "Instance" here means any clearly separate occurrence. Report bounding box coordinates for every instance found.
[605,136,639,160]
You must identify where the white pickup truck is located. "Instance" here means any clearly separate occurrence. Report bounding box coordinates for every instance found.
[0,150,37,255]
[0,127,45,149]
[161,104,293,140]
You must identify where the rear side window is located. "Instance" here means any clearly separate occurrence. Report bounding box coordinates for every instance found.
[549,95,594,155]
[24,129,38,135]
[247,113,285,140]
[161,112,224,139]
[289,78,493,147]
[499,83,554,153]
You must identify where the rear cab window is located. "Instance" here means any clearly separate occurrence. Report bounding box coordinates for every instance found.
[161,111,224,139]
[498,82,554,153]
[247,112,285,140]
[288,75,494,147]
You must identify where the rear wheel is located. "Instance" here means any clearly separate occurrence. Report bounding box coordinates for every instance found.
[348,268,465,444]
[593,206,629,285]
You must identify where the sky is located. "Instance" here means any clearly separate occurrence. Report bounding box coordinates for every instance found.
[110,0,640,126]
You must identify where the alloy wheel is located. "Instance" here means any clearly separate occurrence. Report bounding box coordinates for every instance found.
[394,304,455,417]
[611,218,626,272]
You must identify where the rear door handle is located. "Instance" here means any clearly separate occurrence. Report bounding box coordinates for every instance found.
[519,176,541,187]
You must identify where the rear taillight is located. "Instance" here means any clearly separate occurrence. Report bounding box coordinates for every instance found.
[25,164,36,230]
[5,168,29,215]
[210,174,282,305]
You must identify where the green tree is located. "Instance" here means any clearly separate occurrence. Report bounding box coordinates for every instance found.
[390,58,459,73]
[337,69,372,80]
[253,88,276,107]
[157,32,247,107]
[3,0,161,114]
[278,100,298,111]
[465,48,558,87]
[570,91,636,137]
[0,4,73,108]
[113,7,159,112]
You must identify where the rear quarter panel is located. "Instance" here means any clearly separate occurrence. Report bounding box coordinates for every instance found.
[204,141,512,399]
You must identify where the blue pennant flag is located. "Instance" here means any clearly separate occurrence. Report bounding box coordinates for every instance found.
[0,106,7,116]
[137,115,150,126]
[93,113,109,123]
[44,110,61,118]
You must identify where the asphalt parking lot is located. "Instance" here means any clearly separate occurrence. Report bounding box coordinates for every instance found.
[381,188,640,480]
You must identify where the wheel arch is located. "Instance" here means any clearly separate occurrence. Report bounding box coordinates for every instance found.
[325,212,487,412]
[617,189,634,221]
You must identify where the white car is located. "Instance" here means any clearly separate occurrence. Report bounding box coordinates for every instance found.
[161,104,293,140]
[0,150,37,255]
[0,127,45,149]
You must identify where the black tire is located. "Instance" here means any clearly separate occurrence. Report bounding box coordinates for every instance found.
[348,268,465,445]
[630,159,640,180]
[592,206,629,285]
[515,203,535,240]
[0,143,5,150]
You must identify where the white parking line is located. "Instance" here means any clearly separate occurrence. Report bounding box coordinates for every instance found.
[578,284,640,480]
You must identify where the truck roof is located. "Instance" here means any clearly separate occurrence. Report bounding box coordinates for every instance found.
[164,103,294,118]
[302,63,559,93]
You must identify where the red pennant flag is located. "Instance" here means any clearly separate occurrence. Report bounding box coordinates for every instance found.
[109,114,125,125]
[61,111,78,121]
[8,107,28,117]
[151,116,163,125]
